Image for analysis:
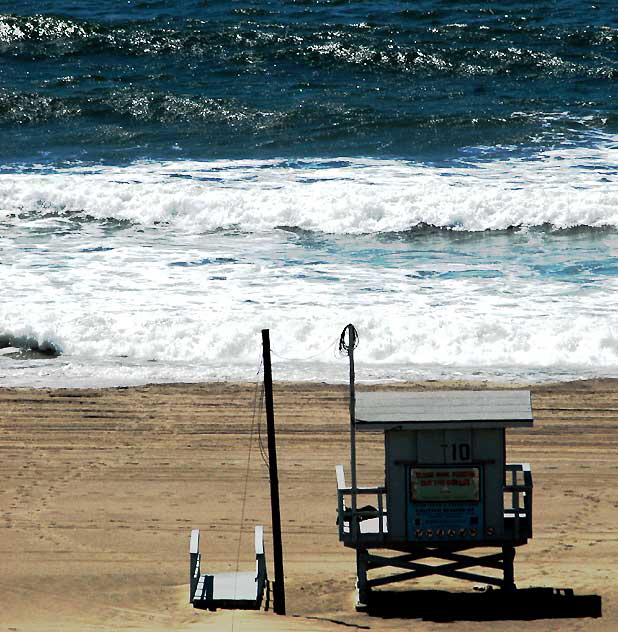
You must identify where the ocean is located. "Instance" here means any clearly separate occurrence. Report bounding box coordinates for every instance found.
[1,0,617,387]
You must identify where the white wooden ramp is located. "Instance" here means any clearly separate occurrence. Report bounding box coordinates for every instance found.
[190,527,267,611]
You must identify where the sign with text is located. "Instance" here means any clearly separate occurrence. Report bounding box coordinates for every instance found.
[411,467,480,502]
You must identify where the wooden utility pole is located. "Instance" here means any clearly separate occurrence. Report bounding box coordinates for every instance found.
[261,329,286,615]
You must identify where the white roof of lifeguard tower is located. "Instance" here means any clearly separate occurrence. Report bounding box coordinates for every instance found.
[354,390,533,431]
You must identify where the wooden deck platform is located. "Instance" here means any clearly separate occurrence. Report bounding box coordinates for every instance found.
[193,571,262,610]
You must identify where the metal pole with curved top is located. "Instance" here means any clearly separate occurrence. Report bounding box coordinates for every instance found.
[340,324,358,538]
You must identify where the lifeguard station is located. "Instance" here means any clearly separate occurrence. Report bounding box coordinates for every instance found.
[335,326,534,608]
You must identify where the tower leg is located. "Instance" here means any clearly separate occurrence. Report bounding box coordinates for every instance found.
[502,545,516,591]
[356,549,371,610]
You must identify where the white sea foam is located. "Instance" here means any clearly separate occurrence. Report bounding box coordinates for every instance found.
[2,147,618,387]
[2,275,618,386]
[1,141,617,232]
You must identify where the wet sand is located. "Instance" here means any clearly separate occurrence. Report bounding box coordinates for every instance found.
[1,379,616,631]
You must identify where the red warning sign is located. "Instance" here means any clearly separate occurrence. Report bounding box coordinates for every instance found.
[411,467,480,502]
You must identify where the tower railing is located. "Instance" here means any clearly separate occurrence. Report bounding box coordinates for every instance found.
[336,462,533,545]
[336,464,387,542]
[504,462,533,540]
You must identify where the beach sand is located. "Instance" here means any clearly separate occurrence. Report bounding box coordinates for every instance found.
[1,379,615,631]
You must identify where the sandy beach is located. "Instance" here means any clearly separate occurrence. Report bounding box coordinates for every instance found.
[1,379,615,631]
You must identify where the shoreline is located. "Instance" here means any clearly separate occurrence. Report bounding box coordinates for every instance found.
[2,349,616,390]
[2,378,616,631]
[3,372,618,391]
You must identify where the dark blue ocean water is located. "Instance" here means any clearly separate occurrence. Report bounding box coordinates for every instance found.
[1,1,618,386]
[1,0,617,165]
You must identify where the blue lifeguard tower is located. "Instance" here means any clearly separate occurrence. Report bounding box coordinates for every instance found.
[335,327,533,608]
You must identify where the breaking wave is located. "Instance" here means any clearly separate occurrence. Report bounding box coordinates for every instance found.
[1,146,617,233]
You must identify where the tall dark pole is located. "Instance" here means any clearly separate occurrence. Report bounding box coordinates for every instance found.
[261,329,286,615]
[345,325,358,539]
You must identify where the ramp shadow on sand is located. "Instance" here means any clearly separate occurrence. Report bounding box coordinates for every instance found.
[363,587,602,622]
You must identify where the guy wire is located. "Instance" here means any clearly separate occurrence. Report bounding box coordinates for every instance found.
[256,380,269,469]
[234,354,263,602]
[271,333,342,363]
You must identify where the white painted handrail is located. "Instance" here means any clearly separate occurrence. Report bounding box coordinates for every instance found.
[189,529,201,603]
